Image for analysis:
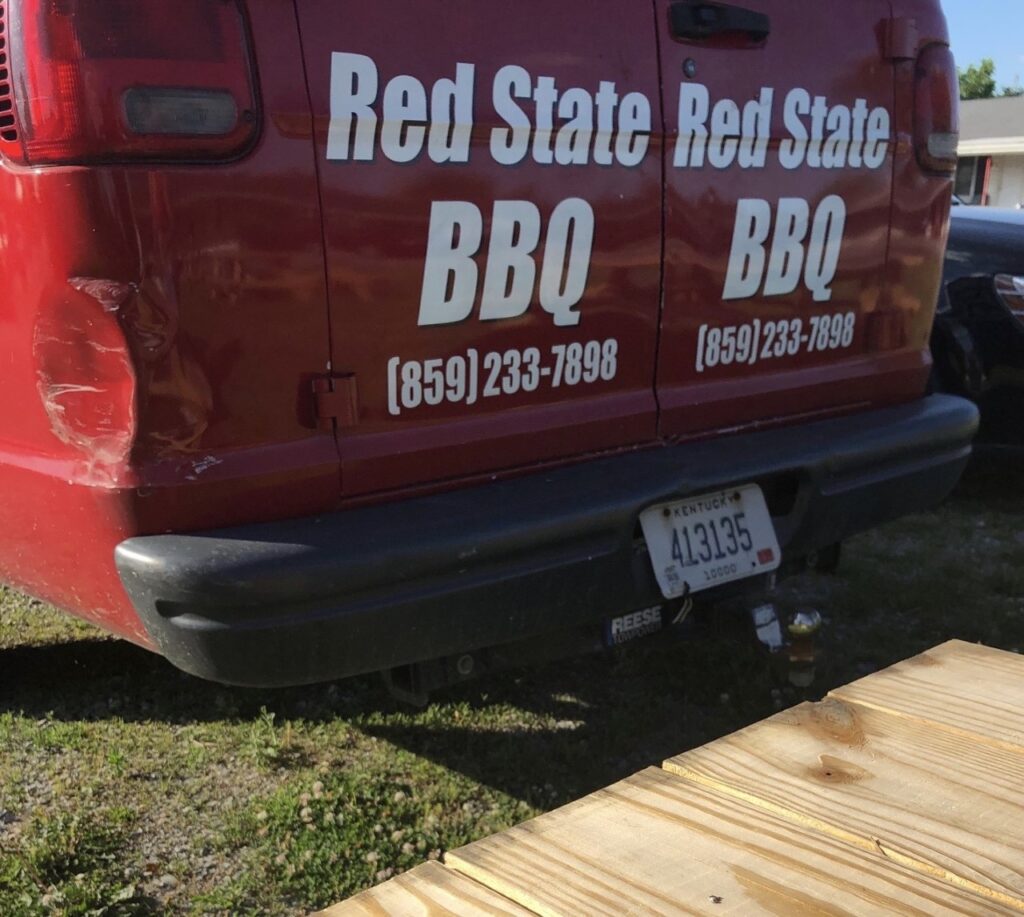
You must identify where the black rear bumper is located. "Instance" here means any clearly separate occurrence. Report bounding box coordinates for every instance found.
[116,395,978,687]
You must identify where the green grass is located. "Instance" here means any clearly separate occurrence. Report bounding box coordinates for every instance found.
[0,592,99,651]
[197,749,530,913]
[0,808,153,915]
[1,450,1022,914]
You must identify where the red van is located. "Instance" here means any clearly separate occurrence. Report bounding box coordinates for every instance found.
[0,0,974,688]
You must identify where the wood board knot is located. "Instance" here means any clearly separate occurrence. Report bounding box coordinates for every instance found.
[803,697,867,748]
[813,753,872,784]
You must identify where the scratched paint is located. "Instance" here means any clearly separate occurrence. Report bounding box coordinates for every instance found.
[46,276,218,476]
[33,279,140,487]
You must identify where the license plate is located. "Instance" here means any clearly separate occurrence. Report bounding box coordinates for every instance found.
[640,485,781,599]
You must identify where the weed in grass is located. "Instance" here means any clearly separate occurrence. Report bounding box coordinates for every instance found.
[106,748,129,777]
[183,741,209,774]
[28,718,90,754]
[0,712,14,745]
[0,808,155,916]
[245,706,306,770]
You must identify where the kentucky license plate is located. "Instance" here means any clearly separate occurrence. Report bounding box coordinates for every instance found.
[640,485,781,599]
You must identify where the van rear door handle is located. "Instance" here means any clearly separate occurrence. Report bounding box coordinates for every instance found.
[670,1,770,43]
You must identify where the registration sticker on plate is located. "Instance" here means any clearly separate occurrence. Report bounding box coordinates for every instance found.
[640,485,781,599]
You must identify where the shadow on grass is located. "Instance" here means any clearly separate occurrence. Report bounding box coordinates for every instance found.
[358,616,790,804]
[951,445,1024,510]
[1,635,381,726]
[1,602,783,803]
[2,447,1022,805]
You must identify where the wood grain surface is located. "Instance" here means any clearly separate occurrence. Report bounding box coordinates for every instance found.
[327,640,1024,915]
[664,695,1024,908]
[446,767,1011,915]
[317,861,532,916]
[831,640,1024,751]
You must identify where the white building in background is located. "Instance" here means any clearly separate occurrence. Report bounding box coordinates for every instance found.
[956,95,1024,208]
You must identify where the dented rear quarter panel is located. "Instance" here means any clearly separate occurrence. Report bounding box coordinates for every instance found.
[0,0,338,642]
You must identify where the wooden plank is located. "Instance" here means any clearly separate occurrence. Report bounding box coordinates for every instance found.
[316,861,534,916]
[445,766,1011,915]
[831,640,1024,752]
[664,697,1024,909]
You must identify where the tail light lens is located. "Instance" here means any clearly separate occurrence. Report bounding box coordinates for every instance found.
[1,0,258,165]
[913,44,959,174]
[1,1,17,142]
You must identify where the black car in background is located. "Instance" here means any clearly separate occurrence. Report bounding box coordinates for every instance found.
[932,203,1024,443]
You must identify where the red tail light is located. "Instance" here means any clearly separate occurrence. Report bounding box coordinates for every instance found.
[0,1,17,141]
[1,0,258,165]
[914,44,958,174]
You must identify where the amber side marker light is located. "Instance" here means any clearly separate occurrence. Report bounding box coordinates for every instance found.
[2,0,257,165]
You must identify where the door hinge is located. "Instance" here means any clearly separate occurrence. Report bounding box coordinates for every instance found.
[883,16,919,61]
[313,374,358,430]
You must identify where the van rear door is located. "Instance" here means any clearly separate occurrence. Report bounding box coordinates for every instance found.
[652,0,918,438]
[294,0,663,496]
